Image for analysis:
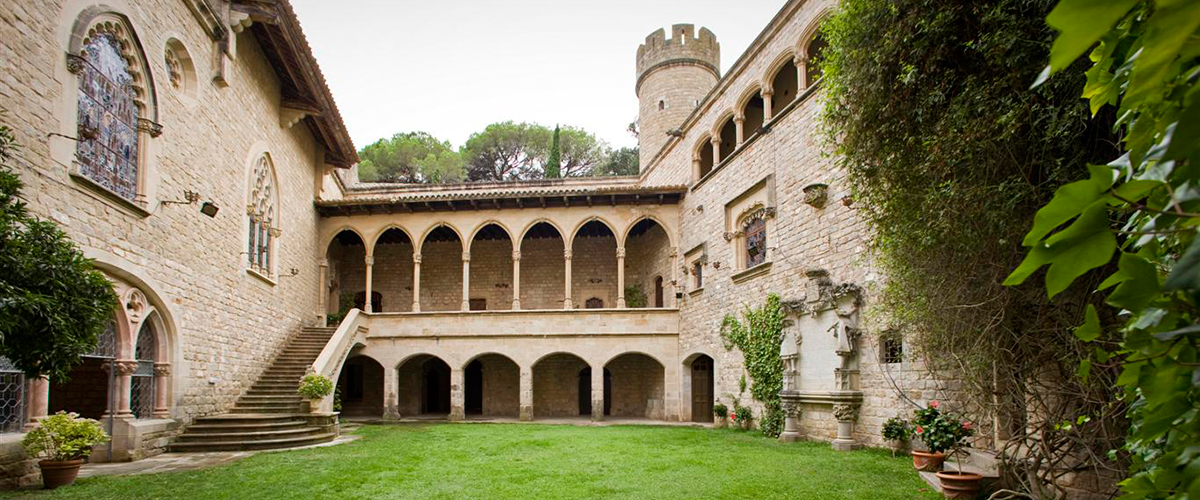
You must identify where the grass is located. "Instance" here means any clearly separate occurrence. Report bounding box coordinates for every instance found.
[3,423,941,500]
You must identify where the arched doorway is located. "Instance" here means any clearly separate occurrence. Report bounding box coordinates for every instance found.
[576,367,611,416]
[397,355,450,417]
[338,355,384,418]
[325,229,366,318]
[690,355,714,423]
[654,276,664,308]
[49,320,116,419]
[532,353,588,418]
[605,353,665,419]
[130,318,157,419]
[463,354,519,418]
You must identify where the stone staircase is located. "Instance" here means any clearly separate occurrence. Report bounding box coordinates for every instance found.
[169,327,339,452]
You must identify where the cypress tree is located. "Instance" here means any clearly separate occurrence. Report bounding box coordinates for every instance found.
[545,125,561,179]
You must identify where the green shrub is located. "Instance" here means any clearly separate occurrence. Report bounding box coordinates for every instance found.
[882,416,910,442]
[22,411,109,461]
[713,403,728,418]
[297,373,334,400]
[624,284,647,308]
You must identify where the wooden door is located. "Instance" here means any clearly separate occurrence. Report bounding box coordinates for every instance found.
[691,356,714,422]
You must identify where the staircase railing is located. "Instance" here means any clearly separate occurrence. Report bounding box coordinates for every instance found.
[309,308,370,413]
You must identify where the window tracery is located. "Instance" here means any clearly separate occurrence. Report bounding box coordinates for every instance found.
[75,30,140,201]
[247,154,279,277]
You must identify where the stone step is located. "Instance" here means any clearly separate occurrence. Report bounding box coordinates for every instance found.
[231,404,303,414]
[246,388,299,395]
[240,395,303,403]
[185,420,308,434]
[176,426,323,442]
[191,413,309,425]
[169,432,336,452]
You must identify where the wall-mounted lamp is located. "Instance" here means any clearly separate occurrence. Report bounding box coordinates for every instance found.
[162,190,219,218]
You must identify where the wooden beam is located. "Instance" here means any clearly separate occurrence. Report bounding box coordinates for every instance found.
[231,1,280,24]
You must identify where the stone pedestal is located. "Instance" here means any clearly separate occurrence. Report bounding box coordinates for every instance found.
[831,404,860,451]
[779,399,801,442]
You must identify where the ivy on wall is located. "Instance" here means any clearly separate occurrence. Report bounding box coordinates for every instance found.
[720,293,787,437]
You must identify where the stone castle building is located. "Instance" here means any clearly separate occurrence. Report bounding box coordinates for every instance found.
[0,0,936,487]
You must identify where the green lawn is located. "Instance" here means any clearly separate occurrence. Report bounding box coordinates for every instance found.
[4,423,940,500]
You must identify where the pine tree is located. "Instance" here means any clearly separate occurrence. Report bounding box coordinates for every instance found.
[545,125,561,179]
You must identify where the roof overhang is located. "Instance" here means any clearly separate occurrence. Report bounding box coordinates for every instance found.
[232,0,358,167]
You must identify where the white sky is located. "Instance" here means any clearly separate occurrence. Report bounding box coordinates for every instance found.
[289,0,787,151]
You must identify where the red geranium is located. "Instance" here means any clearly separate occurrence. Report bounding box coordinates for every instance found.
[962,421,971,430]
[929,400,940,409]
[915,425,924,434]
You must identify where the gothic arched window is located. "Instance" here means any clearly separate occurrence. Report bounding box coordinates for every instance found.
[131,319,157,419]
[69,13,158,206]
[744,213,768,269]
[247,154,279,278]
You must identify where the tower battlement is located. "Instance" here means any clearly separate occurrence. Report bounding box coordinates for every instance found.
[635,24,720,88]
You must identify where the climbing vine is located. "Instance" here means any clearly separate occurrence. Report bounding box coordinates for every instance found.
[720,293,787,437]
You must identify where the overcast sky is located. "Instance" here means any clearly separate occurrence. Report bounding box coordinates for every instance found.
[289,0,787,152]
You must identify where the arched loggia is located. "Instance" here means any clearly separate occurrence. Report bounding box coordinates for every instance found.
[623,218,673,308]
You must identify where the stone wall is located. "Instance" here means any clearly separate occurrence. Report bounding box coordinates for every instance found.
[474,355,519,417]
[606,354,665,419]
[532,354,587,417]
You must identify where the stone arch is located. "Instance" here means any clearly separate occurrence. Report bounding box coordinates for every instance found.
[737,85,766,139]
[322,226,368,257]
[621,215,676,249]
[570,219,618,309]
[337,354,384,418]
[466,220,515,253]
[622,217,674,308]
[324,228,368,314]
[796,8,834,58]
[369,226,414,313]
[518,221,565,310]
[693,133,714,179]
[532,352,592,418]
[396,354,452,416]
[416,222,465,254]
[462,353,520,418]
[797,14,831,87]
[368,224,415,254]
[767,50,801,117]
[518,218,566,243]
[68,6,158,122]
[604,352,666,419]
[763,49,800,93]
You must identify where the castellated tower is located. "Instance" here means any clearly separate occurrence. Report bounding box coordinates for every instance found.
[636,24,720,170]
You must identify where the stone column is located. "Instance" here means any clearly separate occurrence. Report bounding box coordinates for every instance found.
[383,365,400,419]
[779,400,801,442]
[710,137,721,165]
[692,157,702,179]
[563,248,573,309]
[113,360,137,417]
[461,251,471,311]
[24,376,48,430]
[796,56,808,91]
[317,258,328,325]
[831,404,860,451]
[449,368,465,421]
[511,250,522,310]
[363,254,374,313]
[591,365,604,422]
[734,115,745,146]
[762,90,774,122]
[153,363,170,419]
[412,254,422,312]
[518,366,533,421]
[616,246,626,308]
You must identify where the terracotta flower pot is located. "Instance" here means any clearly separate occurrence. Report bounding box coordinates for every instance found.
[936,470,983,499]
[911,450,946,472]
[39,458,85,489]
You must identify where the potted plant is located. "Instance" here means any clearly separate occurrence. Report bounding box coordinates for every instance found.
[928,415,979,499]
[22,411,110,489]
[882,416,911,457]
[298,373,334,412]
[713,403,728,428]
[910,400,946,471]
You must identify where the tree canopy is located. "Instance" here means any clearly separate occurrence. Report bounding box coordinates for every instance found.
[0,120,118,382]
[358,122,633,184]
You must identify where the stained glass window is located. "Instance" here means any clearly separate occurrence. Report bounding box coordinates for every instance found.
[745,216,767,268]
[76,33,140,201]
[131,319,156,419]
[248,155,277,276]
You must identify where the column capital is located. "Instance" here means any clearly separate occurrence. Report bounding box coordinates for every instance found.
[462,252,471,262]
[734,115,745,124]
[364,255,374,266]
[115,360,139,376]
[832,404,859,423]
[564,249,573,260]
[318,258,329,267]
[616,247,626,259]
[413,253,422,264]
[710,137,722,145]
[512,250,521,261]
[153,362,171,376]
